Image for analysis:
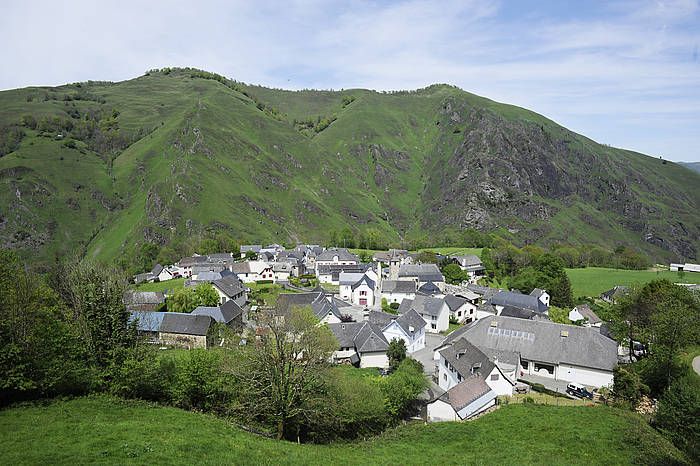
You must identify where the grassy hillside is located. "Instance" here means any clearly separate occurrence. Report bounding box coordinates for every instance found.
[565,267,698,297]
[1,68,698,269]
[0,396,687,465]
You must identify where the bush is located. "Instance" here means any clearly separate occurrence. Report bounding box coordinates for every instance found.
[653,375,700,462]
[172,350,233,413]
[379,358,427,418]
[108,347,175,402]
[255,280,274,284]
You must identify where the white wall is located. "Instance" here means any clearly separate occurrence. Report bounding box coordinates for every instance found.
[427,399,460,422]
[381,291,415,305]
[558,363,614,388]
[423,304,449,333]
[359,352,389,368]
[352,283,374,306]
[484,367,513,396]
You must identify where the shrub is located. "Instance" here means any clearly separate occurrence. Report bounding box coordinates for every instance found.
[172,350,232,413]
[108,347,175,402]
[653,375,700,462]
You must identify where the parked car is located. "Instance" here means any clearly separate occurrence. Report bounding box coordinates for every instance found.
[566,383,593,399]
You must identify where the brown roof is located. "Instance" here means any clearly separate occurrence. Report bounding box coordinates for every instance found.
[441,377,493,412]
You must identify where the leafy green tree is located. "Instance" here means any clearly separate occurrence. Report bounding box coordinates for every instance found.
[416,251,438,264]
[59,256,136,369]
[379,358,427,418]
[442,263,468,285]
[168,287,199,313]
[233,306,337,440]
[612,365,649,408]
[194,283,220,307]
[387,338,407,371]
[340,227,355,248]
[244,250,258,260]
[654,375,700,462]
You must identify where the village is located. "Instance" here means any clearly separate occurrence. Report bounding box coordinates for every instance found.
[125,243,641,423]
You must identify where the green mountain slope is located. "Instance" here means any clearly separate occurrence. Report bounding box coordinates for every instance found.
[0,68,698,267]
[680,162,700,174]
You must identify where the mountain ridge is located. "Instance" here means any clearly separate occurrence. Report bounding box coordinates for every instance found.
[0,67,697,268]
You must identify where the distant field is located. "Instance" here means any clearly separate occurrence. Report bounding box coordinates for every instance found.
[565,267,695,297]
[134,277,185,293]
[349,247,482,258]
[0,396,686,465]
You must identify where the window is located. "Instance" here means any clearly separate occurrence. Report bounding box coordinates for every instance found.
[443,373,447,381]
[360,290,367,296]
[490,374,499,381]
[431,324,436,330]
[521,360,529,370]
[457,374,462,382]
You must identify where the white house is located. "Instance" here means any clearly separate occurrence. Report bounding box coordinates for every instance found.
[315,248,360,273]
[398,295,450,333]
[569,304,603,328]
[368,309,427,353]
[230,261,274,283]
[428,339,514,422]
[211,275,248,307]
[339,272,377,307]
[435,316,617,389]
[271,262,293,282]
[670,262,700,273]
[381,280,417,305]
[444,293,479,324]
[327,321,390,368]
[317,264,370,285]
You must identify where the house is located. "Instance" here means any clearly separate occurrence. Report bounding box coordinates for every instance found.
[230,261,274,283]
[449,255,485,282]
[569,304,603,327]
[437,315,618,388]
[151,263,179,282]
[444,294,478,324]
[368,309,426,353]
[129,311,215,348]
[529,288,550,307]
[464,284,503,304]
[315,248,360,273]
[175,255,210,277]
[123,291,165,312]
[427,377,497,422]
[191,299,244,328]
[381,280,417,305]
[271,262,293,282]
[327,321,390,368]
[339,272,377,307]
[398,295,450,333]
[317,263,371,285]
[417,281,443,296]
[488,290,549,315]
[240,245,262,258]
[600,286,629,304]
[670,262,700,273]
[211,275,247,306]
[397,264,445,291]
[159,313,215,348]
[192,270,223,282]
[276,291,343,324]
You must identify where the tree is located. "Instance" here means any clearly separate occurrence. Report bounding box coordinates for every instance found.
[244,250,258,261]
[379,358,427,418]
[59,255,136,369]
[194,283,219,307]
[415,251,438,264]
[387,338,407,371]
[233,306,337,440]
[612,366,648,408]
[654,375,700,462]
[168,287,199,313]
[442,263,467,285]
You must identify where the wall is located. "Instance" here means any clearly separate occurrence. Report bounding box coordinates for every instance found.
[359,352,389,368]
[484,367,513,396]
[427,399,459,422]
[158,332,208,349]
[557,363,614,388]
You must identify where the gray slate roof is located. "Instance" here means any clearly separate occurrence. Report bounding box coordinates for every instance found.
[440,338,495,381]
[160,313,213,336]
[195,271,223,282]
[398,264,444,282]
[240,245,262,253]
[212,275,245,298]
[151,264,164,276]
[489,291,548,313]
[382,280,416,294]
[417,281,441,296]
[129,311,167,332]
[327,322,365,348]
[276,292,342,321]
[191,301,242,324]
[465,284,502,300]
[354,322,389,353]
[399,295,447,318]
[500,305,550,321]
[368,309,426,336]
[444,294,468,312]
[317,248,360,263]
[450,315,618,371]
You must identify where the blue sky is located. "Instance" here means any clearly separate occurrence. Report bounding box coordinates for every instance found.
[3,0,699,162]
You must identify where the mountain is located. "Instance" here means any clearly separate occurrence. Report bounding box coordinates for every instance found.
[680,162,700,174]
[0,67,698,268]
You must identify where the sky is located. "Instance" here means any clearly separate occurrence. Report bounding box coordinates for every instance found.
[2,0,699,162]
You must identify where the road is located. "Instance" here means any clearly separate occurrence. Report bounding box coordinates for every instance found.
[411,333,445,375]
[693,356,700,377]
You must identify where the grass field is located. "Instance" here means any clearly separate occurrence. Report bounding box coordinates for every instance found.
[565,267,695,297]
[134,278,185,293]
[0,396,686,465]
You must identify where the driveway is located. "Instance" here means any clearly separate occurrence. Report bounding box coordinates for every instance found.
[519,373,570,394]
[411,333,446,375]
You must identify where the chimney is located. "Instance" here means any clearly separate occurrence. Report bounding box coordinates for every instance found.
[560,330,569,338]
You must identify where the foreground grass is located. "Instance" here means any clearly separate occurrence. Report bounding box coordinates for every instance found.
[565,267,694,297]
[0,396,687,465]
